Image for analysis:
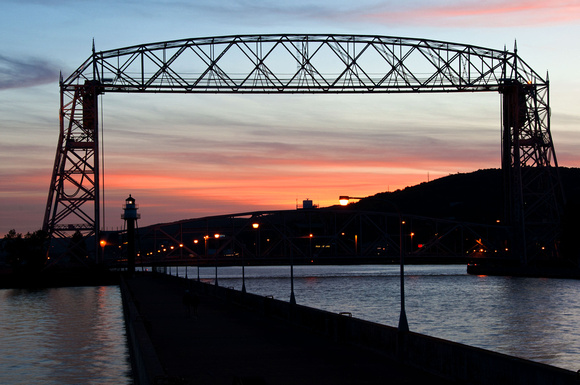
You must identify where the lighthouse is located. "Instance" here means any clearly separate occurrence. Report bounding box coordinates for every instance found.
[121,194,140,274]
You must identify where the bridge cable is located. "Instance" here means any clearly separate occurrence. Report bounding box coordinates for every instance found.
[100,94,106,231]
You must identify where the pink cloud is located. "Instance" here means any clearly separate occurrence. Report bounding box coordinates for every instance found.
[361,0,580,27]
[0,180,49,235]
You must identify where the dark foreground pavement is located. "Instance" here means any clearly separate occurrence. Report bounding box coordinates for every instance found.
[123,273,450,385]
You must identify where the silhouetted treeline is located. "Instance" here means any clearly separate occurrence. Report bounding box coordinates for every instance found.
[1,229,49,272]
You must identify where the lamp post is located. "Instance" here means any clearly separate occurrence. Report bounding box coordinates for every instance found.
[193,239,200,281]
[204,235,209,283]
[290,246,296,305]
[180,243,186,278]
[245,222,260,294]
[339,195,409,332]
[170,246,175,276]
[214,233,221,286]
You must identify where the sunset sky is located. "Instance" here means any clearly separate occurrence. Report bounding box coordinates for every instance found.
[1,0,580,235]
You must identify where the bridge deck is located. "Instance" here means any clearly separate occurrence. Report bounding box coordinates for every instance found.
[122,273,449,385]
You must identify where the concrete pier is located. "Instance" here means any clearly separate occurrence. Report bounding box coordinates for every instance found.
[121,273,578,385]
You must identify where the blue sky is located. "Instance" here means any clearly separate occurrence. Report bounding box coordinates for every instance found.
[1,0,580,234]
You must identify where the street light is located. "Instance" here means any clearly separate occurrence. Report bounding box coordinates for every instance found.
[204,235,209,283]
[193,239,200,281]
[244,222,260,294]
[180,243,186,278]
[214,233,221,286]
[99,240,106,265]
[252,222,260,259]
[339,195,409,332]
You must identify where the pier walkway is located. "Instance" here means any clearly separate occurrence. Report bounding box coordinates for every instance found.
[121,273,449,385]
[122,273,578,385]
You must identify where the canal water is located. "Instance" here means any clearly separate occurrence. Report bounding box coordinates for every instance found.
[0,285,131,385]
[1,265,578,383]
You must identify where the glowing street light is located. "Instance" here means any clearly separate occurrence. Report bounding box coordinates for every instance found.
[193,239,201,280]
[244,222,261,294]
[202,235,209,282]
[339,196,351,206]
[213,233,225,285]
[339,195,409,332]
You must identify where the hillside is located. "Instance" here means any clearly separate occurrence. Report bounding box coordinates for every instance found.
[348,168,580,225]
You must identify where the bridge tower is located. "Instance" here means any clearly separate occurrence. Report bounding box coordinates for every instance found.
[500,47,564,265]
[42,77,101,266]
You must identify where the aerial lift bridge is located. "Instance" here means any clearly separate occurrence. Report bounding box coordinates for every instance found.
[42,34,564,267]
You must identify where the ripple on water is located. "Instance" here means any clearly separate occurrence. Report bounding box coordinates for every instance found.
[0,286,131,385]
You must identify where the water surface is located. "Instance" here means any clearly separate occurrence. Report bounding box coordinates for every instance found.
[0,285,131,385]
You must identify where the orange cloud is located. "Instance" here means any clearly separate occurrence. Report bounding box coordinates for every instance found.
[96,154,475,230]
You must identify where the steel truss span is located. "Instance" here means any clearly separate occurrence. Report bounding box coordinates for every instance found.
[67,34,543,93]
[44,34,564,265]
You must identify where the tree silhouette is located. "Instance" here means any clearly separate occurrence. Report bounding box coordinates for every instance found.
[2,229,49,272]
